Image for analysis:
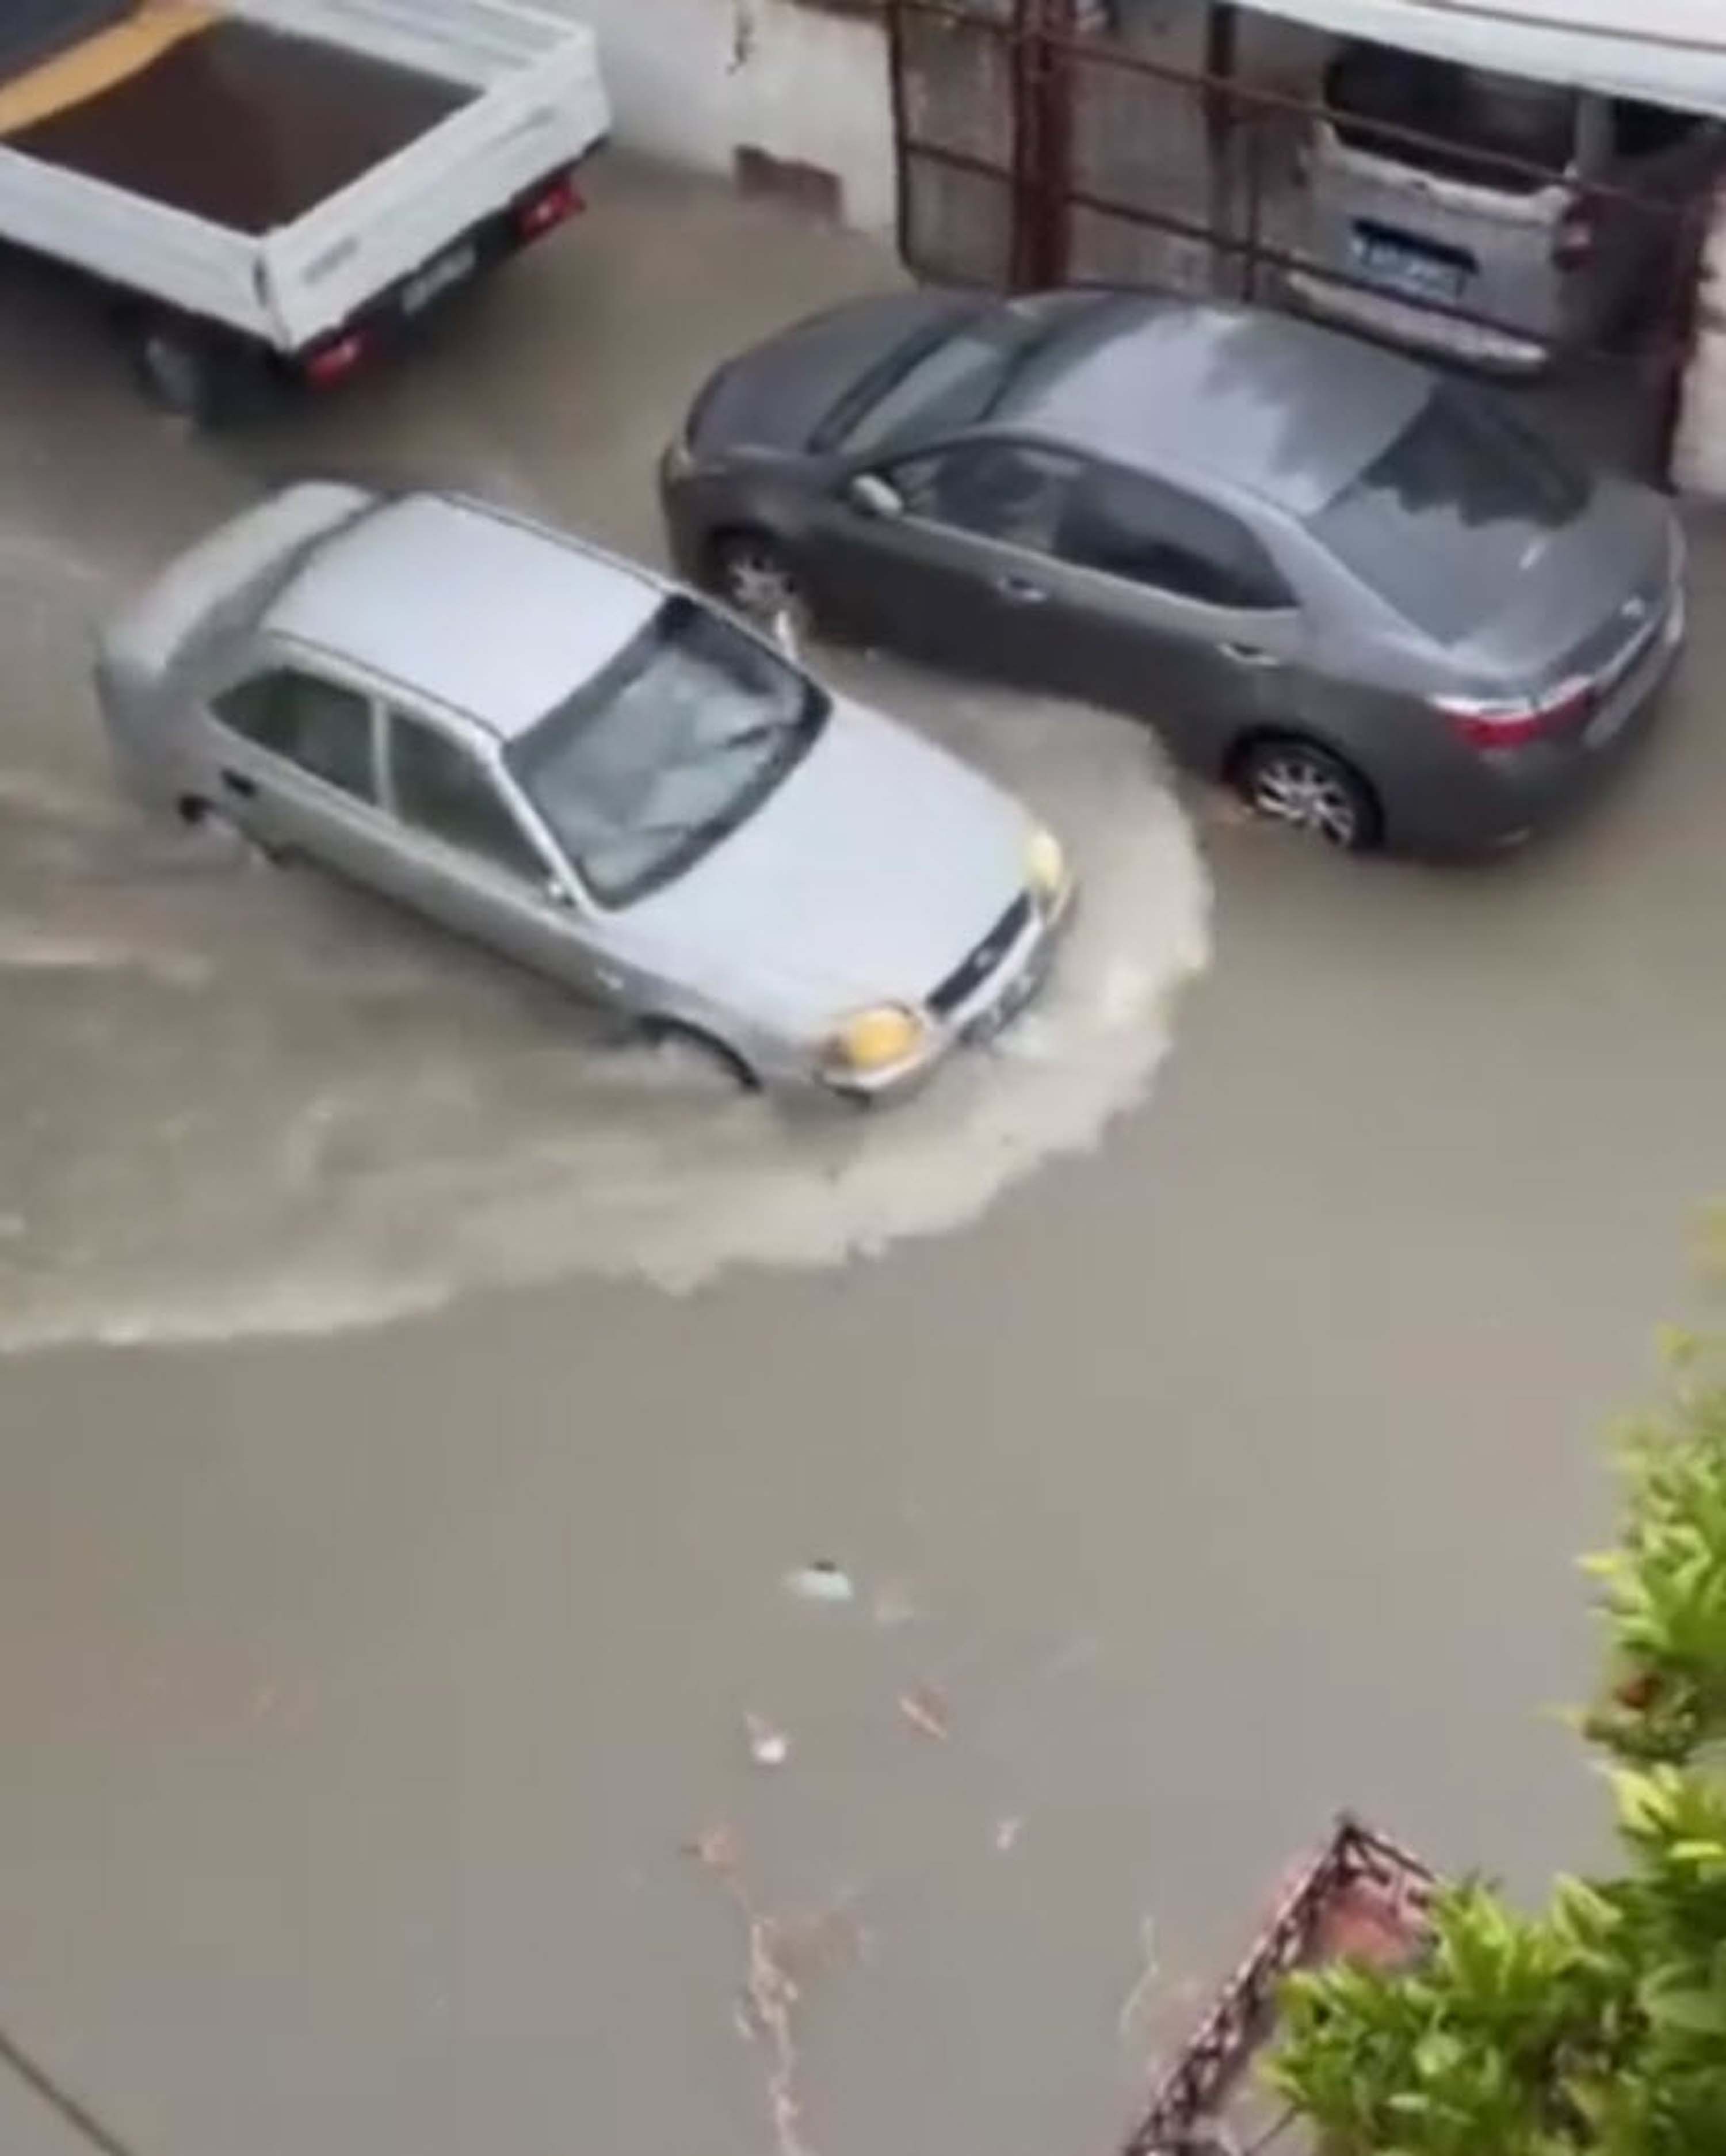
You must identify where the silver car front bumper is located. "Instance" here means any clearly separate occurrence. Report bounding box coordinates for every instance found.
[823,879,1077,1105]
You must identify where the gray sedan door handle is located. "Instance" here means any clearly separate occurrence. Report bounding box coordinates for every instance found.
[1221,643,1282,669]
[994,574,1049,605]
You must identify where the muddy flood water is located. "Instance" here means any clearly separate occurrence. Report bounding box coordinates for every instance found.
[1,156,1724,2156]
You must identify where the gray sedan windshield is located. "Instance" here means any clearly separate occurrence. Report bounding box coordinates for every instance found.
[508,599,824,903]
[825,292,1097,457]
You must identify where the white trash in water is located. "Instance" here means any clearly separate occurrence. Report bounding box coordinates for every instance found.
[744,1711,791,1768]
[784,1561,856,1605]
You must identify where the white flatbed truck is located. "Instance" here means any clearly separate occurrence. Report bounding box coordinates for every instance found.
[0,0,609,417]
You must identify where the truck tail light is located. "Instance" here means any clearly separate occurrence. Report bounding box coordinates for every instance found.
[516,175,583,242]
[303,331,368,388]
[1435,678,1594,750]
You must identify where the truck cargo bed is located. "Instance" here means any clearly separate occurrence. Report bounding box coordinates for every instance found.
[8,17,471,236]
[0,1,610,368]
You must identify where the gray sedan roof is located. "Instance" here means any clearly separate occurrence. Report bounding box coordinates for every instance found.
[1003,299,1431,518]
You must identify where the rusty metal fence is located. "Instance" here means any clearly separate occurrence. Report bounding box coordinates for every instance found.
[886,0,1713,475]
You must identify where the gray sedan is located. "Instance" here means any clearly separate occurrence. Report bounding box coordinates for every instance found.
[96,487,1072,1098]
[661,291,1686,851]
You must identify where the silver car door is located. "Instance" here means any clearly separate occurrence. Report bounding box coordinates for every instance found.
[1029,464,1308,765]
[378,705,610,998]
[204,659,399,881]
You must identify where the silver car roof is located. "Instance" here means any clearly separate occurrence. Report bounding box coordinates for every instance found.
[1005,299,1431,518]
[265,494,663,738]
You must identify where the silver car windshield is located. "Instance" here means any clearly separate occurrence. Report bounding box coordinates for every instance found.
[1308,387,1591,643]
[507,598,826,906]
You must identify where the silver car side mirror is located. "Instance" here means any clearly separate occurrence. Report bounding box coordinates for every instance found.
[847,473,903,520]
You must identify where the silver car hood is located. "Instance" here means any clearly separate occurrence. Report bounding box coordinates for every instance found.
[624,700,1031,1022]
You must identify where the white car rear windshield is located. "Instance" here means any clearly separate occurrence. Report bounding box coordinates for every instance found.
[508,598,826,906]
[1309,388,1591,643]
[1328,43,1576,191]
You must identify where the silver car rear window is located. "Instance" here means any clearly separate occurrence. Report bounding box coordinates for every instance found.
[1308,387,1591,643]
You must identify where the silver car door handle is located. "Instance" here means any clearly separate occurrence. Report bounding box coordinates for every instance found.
[1221,643,1282,669]
[994,575,1049,605]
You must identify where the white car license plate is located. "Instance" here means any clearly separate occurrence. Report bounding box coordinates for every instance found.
[1350,232,1465,305]
[964,940,1051,1047]
[401,241,478,318]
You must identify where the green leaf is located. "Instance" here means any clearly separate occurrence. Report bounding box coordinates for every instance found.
[1639,1977,1726,2033]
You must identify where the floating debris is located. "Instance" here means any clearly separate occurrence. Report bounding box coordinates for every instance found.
[746,1711,792,1768]
[683,1822,741,1875]
[897,1682,950,1742]
[993,1816,1024,1854]
[785,1562,856,1606]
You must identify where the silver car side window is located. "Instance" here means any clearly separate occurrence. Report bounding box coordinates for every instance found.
[388,711,546,884]
[212,669,377,801]
[883,442,1079,556]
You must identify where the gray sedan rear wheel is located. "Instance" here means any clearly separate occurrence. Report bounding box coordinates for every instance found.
[1234,737,1381,852]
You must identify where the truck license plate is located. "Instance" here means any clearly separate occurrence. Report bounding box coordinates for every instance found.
[401,241,478,317]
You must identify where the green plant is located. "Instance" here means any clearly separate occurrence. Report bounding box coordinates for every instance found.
[1266,1329,1726,2155]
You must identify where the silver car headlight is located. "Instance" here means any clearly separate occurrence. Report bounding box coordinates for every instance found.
[1024,826,1069,910]
[825,1003,929,1078]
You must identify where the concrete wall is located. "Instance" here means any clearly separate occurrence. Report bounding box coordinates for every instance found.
[539,0,898,232]
[1672,181,1726,497]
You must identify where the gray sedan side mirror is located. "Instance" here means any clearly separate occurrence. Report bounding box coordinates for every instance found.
[846,472,903,520]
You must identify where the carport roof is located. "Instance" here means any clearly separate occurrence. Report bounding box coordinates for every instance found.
[1252,1,1726,119]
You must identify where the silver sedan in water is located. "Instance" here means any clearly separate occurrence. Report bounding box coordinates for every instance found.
[96,487,1072,1097]
[662,291,1686,852]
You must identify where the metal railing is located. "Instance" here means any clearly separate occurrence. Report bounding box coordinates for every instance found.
[1123,1814,1437,2156]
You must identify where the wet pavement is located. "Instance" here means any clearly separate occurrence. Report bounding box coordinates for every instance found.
[2,154,1725,2156]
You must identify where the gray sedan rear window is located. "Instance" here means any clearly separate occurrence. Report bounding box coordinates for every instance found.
[1308,387,1590,642]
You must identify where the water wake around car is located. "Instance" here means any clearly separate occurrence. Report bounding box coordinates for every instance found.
[0,667,1209,1352]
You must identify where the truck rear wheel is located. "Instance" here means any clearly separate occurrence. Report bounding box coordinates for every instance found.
[124,312,259,424]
